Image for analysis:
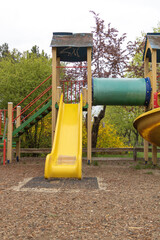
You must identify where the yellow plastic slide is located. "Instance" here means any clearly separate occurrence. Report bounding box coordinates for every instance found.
[133,107,160,147]
[44,94,82,179]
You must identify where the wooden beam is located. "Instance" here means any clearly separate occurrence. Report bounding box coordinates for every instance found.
[82,87,87,107]
[144,39,152,61]
[52,47,57,144]
[144,57,149,77]
[87,47,92,164]
[144,57,149,162]
[56,57,60,87]
[151,49,157,165]
[152,145,157,165]
[144,140,148,163]
[16,106,21,162]
[7,102,13,163]
[152,49,157,107]
[56,87,61,104]
[56,57,61,120]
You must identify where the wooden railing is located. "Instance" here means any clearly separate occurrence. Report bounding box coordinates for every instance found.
[0,147,159,161]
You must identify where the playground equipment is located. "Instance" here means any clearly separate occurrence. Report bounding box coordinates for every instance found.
[1,32,160,177]
[134,33,160,165]
[134,108,160,147]
[44,94,82,179]
[92,77,151,106]
[44,33,92,179]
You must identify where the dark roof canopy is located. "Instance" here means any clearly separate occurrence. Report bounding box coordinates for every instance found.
[50,32,93,62]
[143,33,160,62]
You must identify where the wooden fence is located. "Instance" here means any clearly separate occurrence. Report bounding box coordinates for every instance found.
[1,147,160,161]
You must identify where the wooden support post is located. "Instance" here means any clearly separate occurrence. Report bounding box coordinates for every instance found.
[82,87,87,107]
[56,57,60,119]
[52,47,57,144]
[133,148,137,161]
[152,49,157,165]
[56,87,61,104]
[151,50,157,107]
[56,57,60,87]
[3,139,6,165]
[152,145,157,165]
[16,106,21,162]
[144,57,149,163]
[87,47,92,164]
[144,140,148,163]
[7,102,13,163]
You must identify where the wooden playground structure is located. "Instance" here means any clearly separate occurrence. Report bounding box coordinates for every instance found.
[1,32,160,176]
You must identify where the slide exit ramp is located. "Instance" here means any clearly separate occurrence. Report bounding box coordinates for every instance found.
[134,107,160,147]
[44,94,82,179]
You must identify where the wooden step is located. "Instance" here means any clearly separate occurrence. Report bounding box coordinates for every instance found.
[57,155,76,165]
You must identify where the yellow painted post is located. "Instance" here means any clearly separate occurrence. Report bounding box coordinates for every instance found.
[151,49,157,165]
[7,102,13,163]
[16,106,21,162]
[52,47,57,144]
[87,47,92,164]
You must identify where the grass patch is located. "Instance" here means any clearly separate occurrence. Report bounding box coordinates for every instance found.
[144,171,153,175]
[93,152,133,158]
[134,164,141,170]
[92,160,99,166]
[133,160,160,170]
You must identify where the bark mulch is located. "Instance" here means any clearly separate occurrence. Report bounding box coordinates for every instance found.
[0,157,160,240]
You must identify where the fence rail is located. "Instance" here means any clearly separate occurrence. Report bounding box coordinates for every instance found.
[0,147,159,161]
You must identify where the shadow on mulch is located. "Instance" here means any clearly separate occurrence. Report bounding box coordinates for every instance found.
[23,177,99,190]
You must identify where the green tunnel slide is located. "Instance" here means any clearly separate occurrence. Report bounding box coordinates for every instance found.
[92,77,152,106]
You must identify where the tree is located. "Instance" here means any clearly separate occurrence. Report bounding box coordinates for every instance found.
[105,106,144,146]
[62,11,134,148]
[21,113,52,149]
[0,46,53,148]
[0,49,52,110]
[96,120,129,148]
[90,11,132,148]
[0,43,10,58]
[31,45,40,56]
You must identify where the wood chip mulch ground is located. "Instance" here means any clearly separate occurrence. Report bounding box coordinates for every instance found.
[0,158,160,240]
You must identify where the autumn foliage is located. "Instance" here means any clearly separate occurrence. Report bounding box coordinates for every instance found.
[82,120,128,149]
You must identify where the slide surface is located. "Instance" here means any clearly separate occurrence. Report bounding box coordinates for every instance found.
[44,94,82,179]
[133,107,160,147]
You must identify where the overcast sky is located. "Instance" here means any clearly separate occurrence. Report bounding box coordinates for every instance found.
[1,0,160,56]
